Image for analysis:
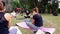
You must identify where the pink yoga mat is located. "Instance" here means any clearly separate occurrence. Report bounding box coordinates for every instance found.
[16,22,30,29]
[16,22,55,34]
[40,27,55,34]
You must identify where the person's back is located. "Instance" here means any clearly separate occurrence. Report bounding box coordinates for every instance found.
[0,1,11,34]
[33,7,43,27]
[33,14,43,27]
[0,12,9,34]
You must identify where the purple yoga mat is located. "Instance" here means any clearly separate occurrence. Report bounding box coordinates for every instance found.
[16,22,55,34]
[40,27,55,34]
[16,22,30,29]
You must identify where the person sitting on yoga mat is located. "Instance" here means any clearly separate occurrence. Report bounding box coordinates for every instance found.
[25,7,43,34]
[32,7,43,27]
[24,9,30,18]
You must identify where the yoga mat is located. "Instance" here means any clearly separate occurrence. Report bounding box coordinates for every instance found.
[16,22,55,34]
[16,22,30,29]
[40,26,56,34]
[36,29,45,34]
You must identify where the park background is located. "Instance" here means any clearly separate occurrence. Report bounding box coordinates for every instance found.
[1,0,60,34]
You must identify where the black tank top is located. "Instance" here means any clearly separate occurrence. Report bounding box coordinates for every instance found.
[0,12,8,30]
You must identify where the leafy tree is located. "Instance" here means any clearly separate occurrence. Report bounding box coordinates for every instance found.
[11,0,21,10]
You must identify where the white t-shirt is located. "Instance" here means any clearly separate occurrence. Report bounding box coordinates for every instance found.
[11,12,16,17]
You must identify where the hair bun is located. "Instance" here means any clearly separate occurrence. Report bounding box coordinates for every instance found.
[0,1,4,11]
[1,1,5,6]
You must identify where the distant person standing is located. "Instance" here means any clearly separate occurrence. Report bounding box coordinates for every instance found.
[0,1,11,34]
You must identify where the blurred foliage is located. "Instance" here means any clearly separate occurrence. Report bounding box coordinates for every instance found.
[10,0,59,13]
[11,0,20,10]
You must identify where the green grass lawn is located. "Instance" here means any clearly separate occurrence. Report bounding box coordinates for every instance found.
[42,14,60,34]
[11,14,60,34]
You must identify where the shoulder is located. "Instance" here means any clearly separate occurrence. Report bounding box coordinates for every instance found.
[4,13,11,21]
[33,14,37,19]
[33,14,38,17]
[5,13,11,17]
